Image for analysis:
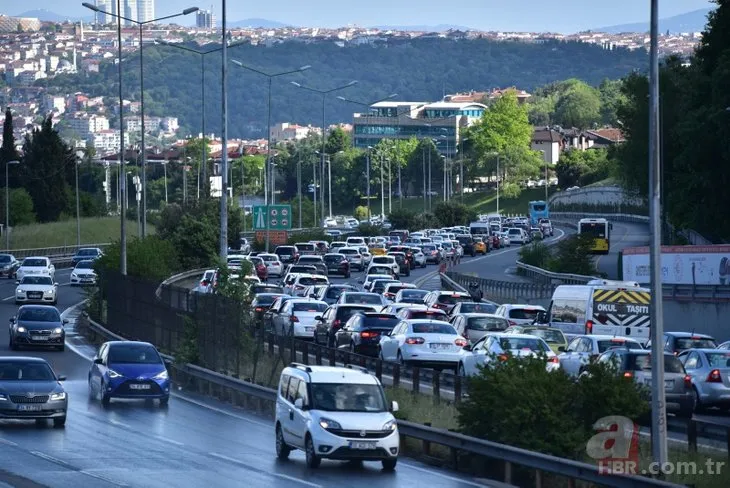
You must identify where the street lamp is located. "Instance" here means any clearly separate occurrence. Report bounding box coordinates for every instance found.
[459,137,469,202]
[291,80,357,225]
[75,150,84,246]
[4,160,19,250]
[82,3,199,241]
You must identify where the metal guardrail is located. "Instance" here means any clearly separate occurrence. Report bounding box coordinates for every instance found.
[515,261,596,285]
[77,313,682,487]
[2,243,111,260]
[156,268,208,304]
[550,212,649,224]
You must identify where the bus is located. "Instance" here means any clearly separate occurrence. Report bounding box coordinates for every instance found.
[578,218,612,254]
[528,201,549,226]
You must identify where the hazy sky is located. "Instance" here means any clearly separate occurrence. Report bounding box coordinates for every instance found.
[8,0,715,33]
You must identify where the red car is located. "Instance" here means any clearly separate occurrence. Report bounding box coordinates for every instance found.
[247,256,269,280]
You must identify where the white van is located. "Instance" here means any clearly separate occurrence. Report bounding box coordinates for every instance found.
[535,280,651,341]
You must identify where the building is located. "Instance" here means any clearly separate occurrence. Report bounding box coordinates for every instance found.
[196,10,215,29]
[0,15,42,33]
[137,0,155,24]
[92,129,127,153]
[531,127,562,164]
[270,123,320,142]
[94,0,113,24]
[352,100,487,157]
[64,113,110,140]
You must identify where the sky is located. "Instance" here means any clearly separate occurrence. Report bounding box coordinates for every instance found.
[7,0,715,33]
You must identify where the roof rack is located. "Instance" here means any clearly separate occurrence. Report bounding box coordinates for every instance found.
[289,362,312,373]
[345,364,370,374]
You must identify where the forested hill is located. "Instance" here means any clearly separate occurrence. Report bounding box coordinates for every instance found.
[40,38,648,138]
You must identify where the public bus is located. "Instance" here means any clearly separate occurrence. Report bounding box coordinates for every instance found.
[578,218,612,254]
[528,201,549,226]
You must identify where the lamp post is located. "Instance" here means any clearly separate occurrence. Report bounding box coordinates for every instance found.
[83,4,198,240]
[291,80,358,225]
[380,153,385,220]
[459,137,468,202]
[4,160,19,250]
[366,146,373,218]
[75,150,84,246]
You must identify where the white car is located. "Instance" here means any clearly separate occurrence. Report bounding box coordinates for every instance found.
[494,304,547,326]
[339,247,364,271]
[15,275,58,305]
[287,274,329,297]
[361,274,393,292]
[273,299,328,338]
[70,260,98,286]
[259,253,284,277]
[336,292,388,308]
[275,364,399,470]
[357,246,373,267]
[346,237,366,247]
[457,333,560,376]
[506,228,529,245]
[368,255,399,276]
[409,247,427,268]
[227,254,248,272]
[16,256,55,282]
[378,319,467,367]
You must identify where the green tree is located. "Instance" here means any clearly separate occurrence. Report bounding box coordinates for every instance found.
[353,205,368,221]
[433,201,477,227]
[1,108,20,170]
[553,81,601,129]
[96,236,180,282]
[20,117,74,222]
[548,233,597,275]
[0,188,36,226]
[386,208,416,231]
[598,79,626,126]
[324,127,350,154]
[470,90,533,156]
[555,148,612,188]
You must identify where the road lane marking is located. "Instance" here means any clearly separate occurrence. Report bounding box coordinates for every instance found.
[0,438,17,446]
[79,471,129,487]
[108,419,133,429]
[399,461,490,487]
[208,452,323,488]
[155,435,184,446]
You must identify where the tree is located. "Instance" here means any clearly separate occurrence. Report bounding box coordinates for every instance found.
[387,208,417,230]
[324,127,350,154]
[470,90,533,156]
[553,81,601,129]
[433,202,477,227]
[0,108,20,188]
[20,116,75,222]
[598,79,626,126]
[96,235,180,282]
[555,148,612,188]
[0,188,36,226]
[353,205,368,221]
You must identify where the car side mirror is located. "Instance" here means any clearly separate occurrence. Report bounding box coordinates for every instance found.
[558,346,566,352]
[315,316,323,321]
[463,344,473,352]
[294,398,305,409]
[15,280,19,285]
[62,319,69,325]
[9,317,15,323]
[57,375,66,382]
[391,401,399,413]
[54,282,59,286]
[93,358,103,364]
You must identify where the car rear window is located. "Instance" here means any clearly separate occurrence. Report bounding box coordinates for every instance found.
[362,316,399,329]
[597,339,642,352]
[412,323,456,334]
[252,285,283,294]
[436,294,470,305]
[292,302,327,312]
[705,352,730,368]
[299,277,327,285]
[336,306,374,319]
[499,337,548,353]
[340,248,358,255]
[523,328,565,344]
[459,303,498,314]
[297,244,315,251]
[675,338,717,350]
[467,317,508,331]
[253,295,279,306]
[508,308,543,320]
[324,254,344,263]
[410,310,447,319]
[631,354,685,373]
[326,286,353,299]
[344,294,382,305]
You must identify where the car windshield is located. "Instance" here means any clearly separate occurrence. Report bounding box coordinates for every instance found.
[401,290,428,299]
[0,362,56,381]
[373,281,398,292]
[459,303,498,314]
[310,383,387,412]
[597,339,642,352]
[299,257,321,263]
[340,249,358,255]
[326,286,353,299]
[18,308,60,322]
[523,328,565,344]
[22,258,46,267]
[108,344,162,364]
[254,295,281,306]
[337,306,373,319]
[412,323,456,334]
[0,255,11,263]
[292,302,327,312]
[260,255,277,262]
[276,247,296,254]
[410,310,447,319]
[75,261,95,269]
[467,317,508,331]
[297,244,315,251]
[499,337,549,352]
[290,266,316,273]
[362,316,400,329]
[705,352,730,368]
[344,294,382,305]
[508,308,544,320]
[299,277,328,286]
[324,255,344,263]
[675,338,717,350]
[436,294,469,305]
[21,276,53,285]
[632,354,685,373]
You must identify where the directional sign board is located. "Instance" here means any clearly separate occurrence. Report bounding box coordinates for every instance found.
[253,205,292,231]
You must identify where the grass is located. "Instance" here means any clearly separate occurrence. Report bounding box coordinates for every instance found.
[8,217,155,250]
[395,187,558,217]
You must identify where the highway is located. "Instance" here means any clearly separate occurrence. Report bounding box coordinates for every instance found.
[596,221,651,279]
[0,270,496,487]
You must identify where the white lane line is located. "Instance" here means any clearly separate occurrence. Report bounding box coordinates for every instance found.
[399,461,490,487]
[79,471,129,487]
[0,437,18,446]
[109,419,133,429]
[154,435,184,447]
[208,452,323,488]
[30,451,74,469]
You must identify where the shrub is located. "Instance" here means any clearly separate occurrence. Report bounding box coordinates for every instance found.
[356,223,383,237]
[518,241,550,268]
[353,205,369,221]
[548,233,596,275]
[95,235,180,283]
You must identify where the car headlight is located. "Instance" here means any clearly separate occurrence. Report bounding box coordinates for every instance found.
[383,419,397,432]
[16,289,23,295]
[71,273,78,279]
[153,370,168,380]
[319,418,341,430]
[0,393,7,401]
[45,290,54,295]
[107,369,123,378]
[17,327,26,333]
[53,327,63,334]
[50,392,66,401]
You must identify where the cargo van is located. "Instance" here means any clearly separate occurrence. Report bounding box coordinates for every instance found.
[534,279,651,341]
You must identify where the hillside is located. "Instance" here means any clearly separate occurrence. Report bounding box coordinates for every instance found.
[593,7,712,34]
[39,38,648,139]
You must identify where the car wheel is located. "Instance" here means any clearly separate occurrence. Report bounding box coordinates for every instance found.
[382,458,397,471]
[101,383,111,406]
[159,396,169,407]
[53,416,66,428]
[305,434,321,468]
[276,424,291,460]
[458,363,466,377]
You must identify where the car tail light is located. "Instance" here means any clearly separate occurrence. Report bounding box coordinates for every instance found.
[585,320,594,334]
[497,354,509,362]
[707,369,723,383]
[290,315,299,322]
[684,375,693,388]
[361,331,379,339]
[405,337,425,345]
[433,303,446,310]
[201,280,209,286]
[295,285,304,290]
[254,307,264,312]
[454,338,468,347]
[623,371,633,379]
[332,319,341,328]
[548,356,559,364]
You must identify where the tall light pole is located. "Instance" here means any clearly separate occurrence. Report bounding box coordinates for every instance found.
[366,146,373,218]
[459,137,468,202]
[4,160,19,250]
[220,0,229,258]
[648,0,668,467]
[297,149,302,228]
[380,153,385,219]
[291,80,358,224]
[75,150,84,246]
[83,3,198,239]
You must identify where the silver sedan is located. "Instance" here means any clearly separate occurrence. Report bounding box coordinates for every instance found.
[679,348,730,411]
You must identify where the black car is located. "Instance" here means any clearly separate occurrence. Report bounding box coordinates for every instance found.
[334,312,400,356]
[314,304,379,346]
[0,253,20,278]
[275,245,299,264]
[251,293,289,324]
[456,235,476,257]
[0,357,68,428]
[9,305,68,351]
[323,253,350,277]
[318,284,358,305]
[388,252,410,277]
[251,284,284,295]
[71,247,103,265]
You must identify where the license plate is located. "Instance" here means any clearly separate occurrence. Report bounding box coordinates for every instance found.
[81,279,94,283]
[665,379,673,390]
[31,336,49,341]
[28,294,42,299]
[129,384,151,390]
[18,404,42,411]
[305,327,315,332]
[429,343,451,350]
[349,441,377,450]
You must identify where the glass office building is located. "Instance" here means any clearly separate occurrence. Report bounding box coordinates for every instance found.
[352,101,486,157]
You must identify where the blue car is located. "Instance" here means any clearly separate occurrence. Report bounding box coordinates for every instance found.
[71,247,103,266]
[88,341,170,407]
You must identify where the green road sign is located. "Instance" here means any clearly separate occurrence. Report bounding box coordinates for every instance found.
[253,205,292,230]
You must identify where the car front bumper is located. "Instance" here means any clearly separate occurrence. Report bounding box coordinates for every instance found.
[312,426,399,461]
[107,377,171,399]
[0,398,67,419]
[15,293,56,303]
[13,332,65,347]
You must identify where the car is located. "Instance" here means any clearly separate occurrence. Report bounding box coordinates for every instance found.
[317,284,358,305]
[323,253,351,278]
[450,313,509,344]
[336,292,387,308]
[422,291,473,314]
[379,319,467,369]
[246,256,269,281]
[408,246,427,268]
[504,325,568,354]
[70,260,98,286]
[456,235,476,257]
[651,332,718,355]
[0,357,68,428]
[381,303,427,316]
[473,237,487,255]
[15,275,58,305]
[557,335,645,377]
[458,333,560,377]
[313,304,380,345]
[421,244,442,264]
[383,282,417,302]
[71,247,103,265]
[286,274,330,297]
[284,264,319,277]
[275,245,300,264]
[396,307,449,321]
[335,312,401,356]
[252,293,289,323]
[394,288,429,304]
[16,256,55,282]
[303,285,328,300]
[258,253,285,278]
[370,279,401,296]
[448,301,499,317]
[678,349,730,411]
[361,274,393,292]
[272,299,329,338]
[88,341,171,407]
[297,255,328,276]
[368,256,400,276]
[275,363,400,470]
[0,253,20,278]
[338,247,365,271]
[494,304,547,326]
[387,252,410,277]
[8,305,67,351]
[294,242,317,256]
[251,283,285,295]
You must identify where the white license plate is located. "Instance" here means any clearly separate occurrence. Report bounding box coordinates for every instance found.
[349,441,377,450]
[305,327,315,332]
[31,336,49,341]
[18,404,43,411]
[129,384,151,390]
[429,344,451,350]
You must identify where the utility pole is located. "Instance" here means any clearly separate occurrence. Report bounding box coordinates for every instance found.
[297,150,302,229]
[219,0,229,258]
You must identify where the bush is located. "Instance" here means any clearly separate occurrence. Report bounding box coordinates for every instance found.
[353,205,369,221]
[0,188,36,226]
[95,235,180,283]
[433,201,477,227]
[356,223,383,237]
[387,208,417,230]
[548,233,596,275]
[518,241,550,268]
